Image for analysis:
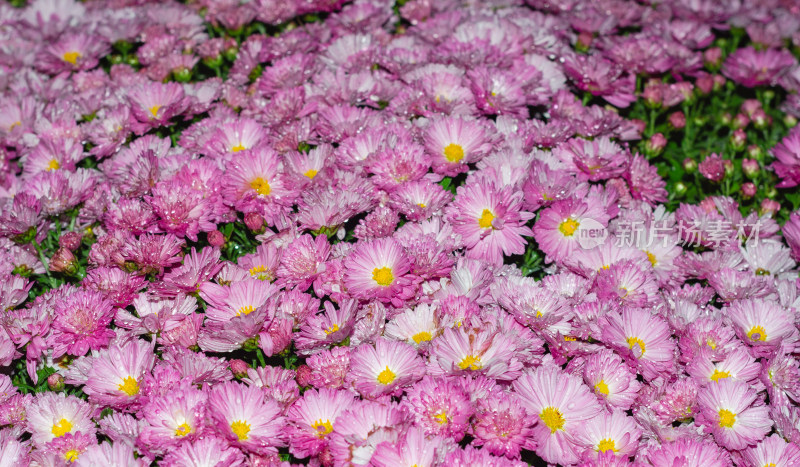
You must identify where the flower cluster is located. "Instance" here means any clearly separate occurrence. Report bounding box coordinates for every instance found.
[1,0,800,465]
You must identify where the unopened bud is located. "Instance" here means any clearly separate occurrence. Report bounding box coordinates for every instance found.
[49,248,78,275]
[733,113,749,129]
[244,212,265,234]
[751,109,770,129]
[48,373,65,392]
[230,359,249,379]
[668,111,686,129]
[741,182,757,198]
[731,129,747,150]
[683,158,698,173]
[704,47,723,69]
[208,229,225,247]
[646,133,667,155]
[742,159,760,178]
[59,231,82,251]
[296,364,313,387]
[760,198,780,216]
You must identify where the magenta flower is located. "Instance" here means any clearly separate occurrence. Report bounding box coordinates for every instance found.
[207,382,286,455]
[49,289,116,358]
[723,47,797,87]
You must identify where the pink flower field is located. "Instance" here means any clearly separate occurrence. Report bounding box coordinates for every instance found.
[2,0,800,465]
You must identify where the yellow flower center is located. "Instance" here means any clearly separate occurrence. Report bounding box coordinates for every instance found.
[710,369,730,382]
[231,143,246,152]
[646,251,657,266]
[412,331,432,344]
[118,376,139,396]
[594,380,609,395]
[754,268,770,276]
[417,203,426,208]
[248,265,273,281]
[312,419,333,438]
[376,366,396,385]
[748,325,767,342]
[478,209,495,229]
[433,411,448,424]
[626,336,646,357]
[706,338,717,350]
[597,438,617,453]
[64,450,80,462]
[718,409,736,428]
[238,305,256,316]
[51,418,72,437]
[564,336,577,341]
[539,406,565,433]
[458,354,482,371]
[148,105,160,119]
[559,218,580,237]
[443,143,465,162]
[323,323,340,335]
[62,51,80,65]
[231,420,251,440]
[372,267,394,286]
[175,423,192,437]
[249,177,271,196]
[46,159,60,171]
[304,169,318,179]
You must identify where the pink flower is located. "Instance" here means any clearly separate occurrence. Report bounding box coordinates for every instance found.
[723,47,797,87]
[446,180,533,266]
[424,116,494,176]
[347,338,425,398]
[286,388,355,459]
[470,389,536,458]
[600,308,676,381]
[207,382,286,455]
[533,198,610,263]
[83,339,156,410]
[402,376,473,441]
[513,365,603,465]
[699,153,726,182]
[343,238,415,307]
[49,289,116,358]
[771,127,800,188]
[696,379,772,450]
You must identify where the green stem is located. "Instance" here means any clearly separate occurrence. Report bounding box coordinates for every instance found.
[32,240,51,277]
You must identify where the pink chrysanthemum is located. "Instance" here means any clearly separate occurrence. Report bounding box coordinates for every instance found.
[742,434,800,467]
[49,289,116,358]
[83,338,156,410]
[534,198,610,263]
[347,338,425,398]
[25,392,96,448]
[286,388,356,459]
[696,379,772,450]
[574,410,641,460]
[513,365,603,465]
[429,326,521,381]
[402,376,473,442]
[728,298,796,356]
[206,382,286,455]
[582,349,642,411]
[601,308,676,381]
[160,436,246,467]
[138,384,207,453]
[446,180,533,266]
[470,389,536,459]
[722,46,797,87]
[343,238,415,307]
[128,82,186,134]
[424,116,494,176]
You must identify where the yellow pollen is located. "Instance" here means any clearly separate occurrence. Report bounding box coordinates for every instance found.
[539,407,565,433]
[324,323,340,335]
[376,366,396,385]
[458,354,482,371]
[748,325,767,342]
[230,420,251,440]
[710,369,730,382]
[175,423,191,437]
[248,265,273,281]
[646,251,657,266]
[249,177,271,196]
[433,411,448,424]
[238,305,256,316]
[559,218,580,236]
[564,335,577,341]
[443,143,465,162]
[417,203,426,209]
[62,51,80,65]
[118,376,139,396]
[304,169,318,179]
[597,438,617,453]
[148,105,160,119]
[51,418,73,437]
[412,331,432,344]
[9,120,20,130]
[46,159,60,171]
[594,380,609,395]
[231,143,246,152]
[626,336,646,357]
[754,268,770,276]
[312,419,333,438]
[718,409,736,428]
[64,450,80,462]
[478,209,495,229]
[372,267,394,286]
[706,338,717,350]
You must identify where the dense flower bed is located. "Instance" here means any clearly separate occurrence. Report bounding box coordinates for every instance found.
[2,0,800,465]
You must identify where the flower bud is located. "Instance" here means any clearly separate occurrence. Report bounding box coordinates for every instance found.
[704,47,723,68]
[784,114,797,128]
[720,112,732,126]
[742,159,759,178]
[751,109,770,129]
[723,160,734,177]
[59,231,82,251]
[741,99,762,117]
[741,182,757,198]
[244,212,265,234]
[230,359,249,379]
[296,364,314,387]
[713,74,726,91]
[642,83,663,108]
[731,129,746,150]
[683,158,698,173]
[576,31,593,51]
[699,153,725,182]
[668,111,686,129]
[208,229,225,247]
[48,373,65,392]
[733,113,749,129]
[760,198,780,216]
[49,248,78,275]
[747,145,762,159]
[674,181,688,195]
[646,133,667,155]
[696,75,714,94]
